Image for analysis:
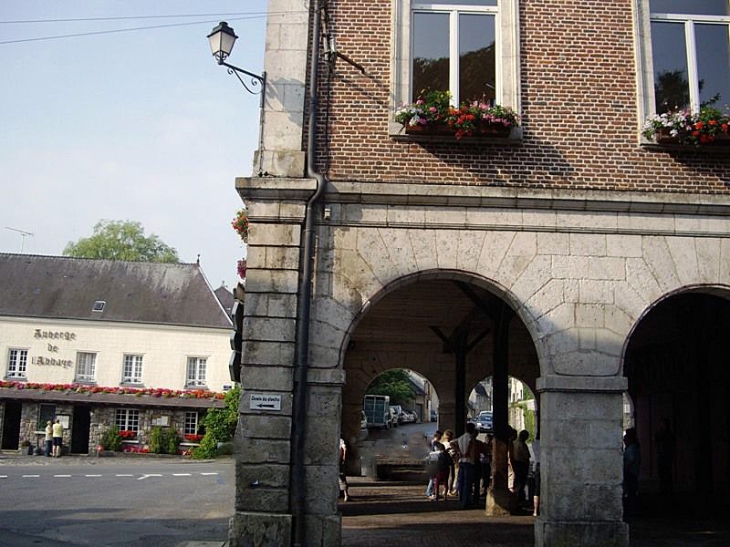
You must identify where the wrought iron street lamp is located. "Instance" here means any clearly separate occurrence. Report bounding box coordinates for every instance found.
[207,21,266,96]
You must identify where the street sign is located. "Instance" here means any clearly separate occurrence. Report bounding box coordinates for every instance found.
[249,393,282,411]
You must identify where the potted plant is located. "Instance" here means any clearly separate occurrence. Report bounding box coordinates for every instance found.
[395,90,519,140]
[643,106,730,146]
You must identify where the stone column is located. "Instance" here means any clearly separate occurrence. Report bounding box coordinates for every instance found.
[229,181,313,547]
[534,375,629,547]
[253,0,309,178]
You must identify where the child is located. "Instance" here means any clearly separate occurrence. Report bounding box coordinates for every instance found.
[426,441,452,501]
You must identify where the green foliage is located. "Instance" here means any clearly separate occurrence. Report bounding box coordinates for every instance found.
[512,402,536,442]
[63,220,179,263]
[148,426,180,455]
[192,385,240,459]
[365,369,415,406]
[100,425,123,452]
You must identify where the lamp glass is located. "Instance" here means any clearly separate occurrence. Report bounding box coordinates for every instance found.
[208,22,238,62]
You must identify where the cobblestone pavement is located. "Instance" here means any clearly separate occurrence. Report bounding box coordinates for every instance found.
[341,478,730,547]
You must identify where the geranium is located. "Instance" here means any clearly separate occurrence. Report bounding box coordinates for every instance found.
[643,106,730,145]
[231,208,249,243]
[119,430,137,439]
[0,380,225,400]
[396,90,519,140]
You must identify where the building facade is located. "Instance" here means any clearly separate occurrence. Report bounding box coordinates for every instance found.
[0,254,232,454]
[231,1,730,546]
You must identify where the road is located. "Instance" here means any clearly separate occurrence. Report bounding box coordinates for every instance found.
[0,454,233,547]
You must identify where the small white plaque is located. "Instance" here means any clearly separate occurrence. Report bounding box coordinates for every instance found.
[249,393,282,411]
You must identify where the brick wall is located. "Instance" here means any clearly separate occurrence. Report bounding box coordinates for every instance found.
[314,0,730,194]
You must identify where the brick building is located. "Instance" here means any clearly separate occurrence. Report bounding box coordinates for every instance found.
[229,1,730,546]
[0,254,232,454]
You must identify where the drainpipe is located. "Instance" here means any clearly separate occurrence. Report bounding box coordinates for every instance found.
[292,1,326,546]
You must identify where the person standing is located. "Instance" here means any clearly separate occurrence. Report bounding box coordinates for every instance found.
[512,430,532,511]
[52,418,63,458]
[44,420,53,457]
[339,438,350,502]
[455,422,476,508]
[531,435,541,517]
[623,427,641,519]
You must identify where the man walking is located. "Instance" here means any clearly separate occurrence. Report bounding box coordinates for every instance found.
[455,422,476,508]
[52,418,64,458]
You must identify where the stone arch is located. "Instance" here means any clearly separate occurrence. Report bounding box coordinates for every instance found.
[622,284,730,504]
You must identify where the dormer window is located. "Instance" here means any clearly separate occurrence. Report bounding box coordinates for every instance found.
[92,300,106,312]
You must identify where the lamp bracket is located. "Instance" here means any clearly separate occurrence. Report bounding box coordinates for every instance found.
[220,61,266,95]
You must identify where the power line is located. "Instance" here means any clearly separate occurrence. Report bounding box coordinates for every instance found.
[0,15,268,46]
[0,12,266,24]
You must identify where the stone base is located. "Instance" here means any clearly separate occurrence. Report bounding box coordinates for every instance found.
[535,518,629,547]
[485,485,511,516]
[228,512,291,547]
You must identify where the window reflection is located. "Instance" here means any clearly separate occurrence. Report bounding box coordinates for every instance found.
[413,12,449,101]
[459,14,496,102]
[651,22,690,111]
[650,0,729,16]
[696,24,730,107]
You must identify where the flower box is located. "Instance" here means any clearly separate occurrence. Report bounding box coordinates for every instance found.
[395,90,519,142]
[644,106,730,147]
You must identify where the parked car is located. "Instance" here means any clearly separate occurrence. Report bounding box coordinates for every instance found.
[476,411,493,433]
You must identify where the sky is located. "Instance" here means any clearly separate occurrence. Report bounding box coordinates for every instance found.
[0,1,268,291]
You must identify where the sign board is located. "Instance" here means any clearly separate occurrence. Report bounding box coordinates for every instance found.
[249,393,282,411]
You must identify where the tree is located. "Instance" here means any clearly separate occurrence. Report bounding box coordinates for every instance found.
[192,385,240,459]
[63,220,179,263]
[366,369,415,405]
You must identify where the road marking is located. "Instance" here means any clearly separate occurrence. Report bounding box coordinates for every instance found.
[137,473,163,480]
[54,474,72,477]
[173,473,192,476]
[0,475,7,479]
[22,474,40,478]
[200,472,219,476]
[116,474,134,477]
[85,474,102,477]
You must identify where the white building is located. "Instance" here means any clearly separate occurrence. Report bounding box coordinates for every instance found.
[0,253,233,454]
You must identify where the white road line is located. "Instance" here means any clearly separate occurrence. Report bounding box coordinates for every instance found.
[22,475,40,478]
[85,474,102,477]
[116,474,134,477]
[200,472,219,476]
[172,473,192,476]
[54,474,72,477]
[0,475,7,479]
[137,473,163,480]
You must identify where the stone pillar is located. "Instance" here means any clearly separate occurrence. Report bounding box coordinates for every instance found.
[486,437,511,516]
[253,0,309,178]
[229,182,312,547]
[534,375,629,547]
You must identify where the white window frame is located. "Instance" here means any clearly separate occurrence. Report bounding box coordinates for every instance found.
[391,0,521,134]
[75,352,97,383]
[115,408,140,433]
[635,1,730,123]
[184,411,200,435]
[122,354,144,384]
[186,356,207,388]
[6,348,28,379]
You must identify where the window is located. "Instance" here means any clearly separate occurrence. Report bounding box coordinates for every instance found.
[6,349,28,378]
[39,404,56,429]
[184,411,200,435]
[75,352,97,383]
[115,408,140,433]
[186,357,207,387]
[640,1,730,114]
[392,0,520,131]
[122,354,143,384]
[92,300,106,312]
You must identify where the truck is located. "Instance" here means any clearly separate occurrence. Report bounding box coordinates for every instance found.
[363,394,391,429]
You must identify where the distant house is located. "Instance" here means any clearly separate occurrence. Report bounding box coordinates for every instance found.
[0,253,233,454]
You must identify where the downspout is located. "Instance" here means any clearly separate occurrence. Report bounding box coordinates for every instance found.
[292,1,326,546]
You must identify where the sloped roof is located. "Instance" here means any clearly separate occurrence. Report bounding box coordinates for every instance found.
[0,253,231,329]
